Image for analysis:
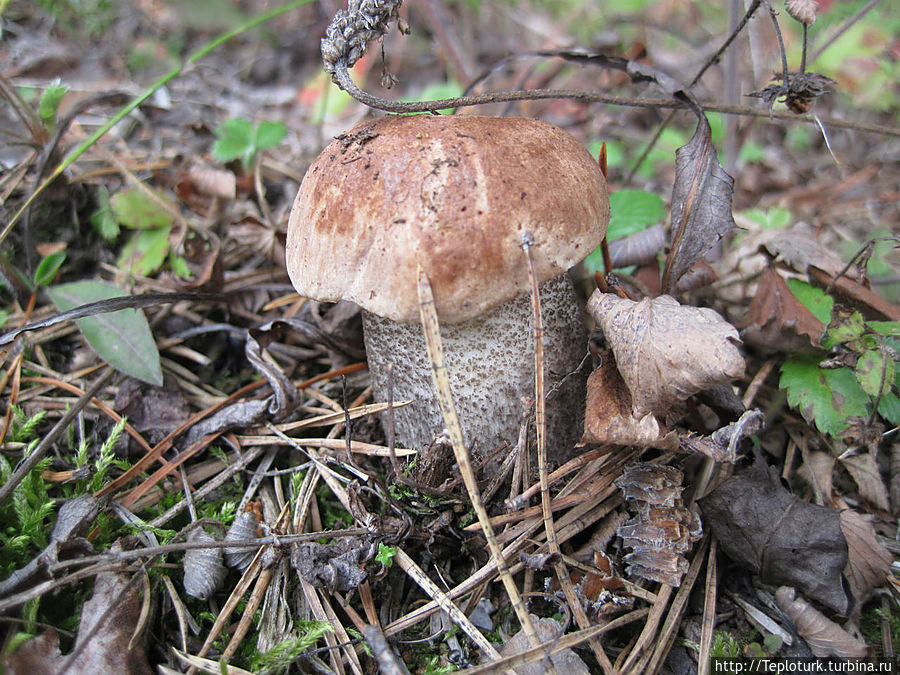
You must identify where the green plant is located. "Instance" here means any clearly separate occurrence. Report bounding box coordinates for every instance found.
[37,79,68,133]
[212,118,287,171]
[583,189,666,273]
[33,251,66,288]
[779,279,900,437]
[375,542,398,568]
[710,630,741,658]
[251,620,335,674]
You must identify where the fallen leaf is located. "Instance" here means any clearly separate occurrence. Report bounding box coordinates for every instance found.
[699,462,851,614]
[840,510,892,611]
[740,267,826,352]
[797,448,835,506]
[588,291,745,419]
[775,587,868,658]
[839,453,890,512]
[3,629,64,674]
[582,350,677,449]
[763,222,850,278]
[662,114,736,294]
[48,280,163,386]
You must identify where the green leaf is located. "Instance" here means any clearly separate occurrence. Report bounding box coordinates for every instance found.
[47,280,163,386]
[741,206,791,230]
[878,393,900,426]
[607,190,666,241]
[868,321,900,337]
[584,189,666,273]
[254,121,287,151]
[786,278,834,324]
[90,186,120,241]
[823,310,865,348]
[118,226,171,276]
[38,79,68,132]
[33,252,66,287]
[110,188,173,230]
[780,356,870,436]
[856,349,894,398]
[212,118,254,163]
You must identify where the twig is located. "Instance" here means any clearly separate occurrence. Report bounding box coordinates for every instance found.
[415,265,543,650]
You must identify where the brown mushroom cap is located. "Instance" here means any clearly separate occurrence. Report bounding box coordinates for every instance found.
[286,114,610,324]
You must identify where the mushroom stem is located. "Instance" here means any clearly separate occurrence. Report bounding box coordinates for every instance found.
[362,274,587,470]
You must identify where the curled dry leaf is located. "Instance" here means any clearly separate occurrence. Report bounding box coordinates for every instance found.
[839,510,892,607]
[183,529,225,600]
[224,504,263,571]
[588,291,745,419]
[662,114,736,294]
[679,408,765,463]
[699,462,851,614]
[582,349,677,449]
[775,587,868,658]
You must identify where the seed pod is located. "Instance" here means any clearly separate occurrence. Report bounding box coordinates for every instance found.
[224,507,261,571]
[183,529,225,600]
[785,0,818,26]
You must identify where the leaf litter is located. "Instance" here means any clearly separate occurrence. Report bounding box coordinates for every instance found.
[0,0,898,672]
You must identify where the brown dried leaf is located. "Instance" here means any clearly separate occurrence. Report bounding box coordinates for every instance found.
[699,462,850,614]
[797,448,835,506]
[839,453,891,512]
[662,114,736,293]
[739,266,825,352]
[763,223,849,278]
[3,630,64,674]
[775,587,868,658]
[588,291,745,418]
[67,546,152,674]
[840,510,892,607]
[582,350,677,449]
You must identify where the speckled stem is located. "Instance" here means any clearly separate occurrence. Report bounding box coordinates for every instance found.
[363,274,588,473]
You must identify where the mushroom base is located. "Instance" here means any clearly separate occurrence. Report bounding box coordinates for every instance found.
[362,274,588,474]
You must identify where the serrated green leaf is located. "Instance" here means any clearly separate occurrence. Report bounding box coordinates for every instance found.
[33,252,66,288]
[90,186,120,241]
[856,349,894,398]
[786,278,833,324]
[254,121,287,150]
[47,280,162,386]
[118,226,171,277]
[110,187,173,230]
[607,190,666,241]
[780,356,870,436]
[38,79,68,132]
[212,118,254,163]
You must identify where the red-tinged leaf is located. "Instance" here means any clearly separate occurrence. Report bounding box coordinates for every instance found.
[662,114,736,294]
[740,267,827,352]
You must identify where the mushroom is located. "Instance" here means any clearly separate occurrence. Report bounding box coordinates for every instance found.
[286,114,609,469]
